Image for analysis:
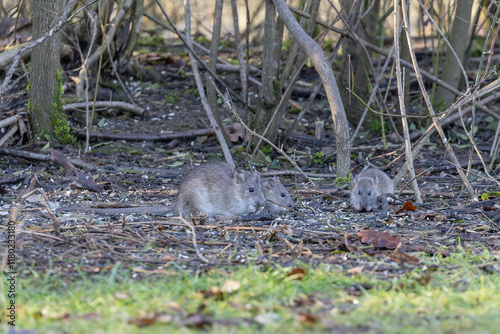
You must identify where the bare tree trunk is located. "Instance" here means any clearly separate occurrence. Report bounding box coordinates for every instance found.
[253,0,280,142]
[205,0,229,145]
[30,0,73,144]
[434,0,473,106]
[123,0,144,63]
[272,0,351,177]
[339,0,380,126]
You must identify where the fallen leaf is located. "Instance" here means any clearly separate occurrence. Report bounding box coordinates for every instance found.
[297,312,318,324]
[198,287,224,300]
[389,251,419,264]
[346,266,364,275]
[180,313,213,329]
[221,280,241,293]
[128,312,156,327]
[415,273,432,286]
[357,229,402,249]
[225,122,244,143]
[433,214,447,221]
[286,267,306,280]
[395,201,417,213]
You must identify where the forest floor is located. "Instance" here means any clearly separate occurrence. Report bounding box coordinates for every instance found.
[1,37,500,333]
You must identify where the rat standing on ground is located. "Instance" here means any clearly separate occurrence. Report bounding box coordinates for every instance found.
[173,162,266,217]
[261,177,294,214]
[350,168,394,217]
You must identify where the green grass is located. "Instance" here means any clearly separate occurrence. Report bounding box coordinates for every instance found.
[2,249,500,333]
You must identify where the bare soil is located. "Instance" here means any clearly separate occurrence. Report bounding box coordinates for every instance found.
[1,41,499,280]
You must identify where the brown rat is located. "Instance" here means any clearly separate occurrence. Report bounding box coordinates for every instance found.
[261,177,294,214]
[173,162,266,217]
[350,168,394,212]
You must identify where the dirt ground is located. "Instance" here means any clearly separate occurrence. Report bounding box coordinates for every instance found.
[1,44,500,280]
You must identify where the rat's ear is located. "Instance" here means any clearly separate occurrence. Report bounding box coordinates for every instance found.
[266,178,276,189]
[352,175,359,184]
[234,172,246,184]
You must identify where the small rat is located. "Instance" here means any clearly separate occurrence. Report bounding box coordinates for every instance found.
[350,168,394,212]
[261,177,294,214]
[173,162,266,217]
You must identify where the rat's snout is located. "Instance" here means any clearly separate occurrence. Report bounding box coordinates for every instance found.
[249,204,264,214]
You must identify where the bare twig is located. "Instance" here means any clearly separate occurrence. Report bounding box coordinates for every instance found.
[289,6,463,96]
[0,0,89,98]
[208,76,317,187]
[400,0,477,201]
[0,124,18,147]
[415,0,469,92]
[76,128,217,141]
[0,114,24,128]
[272,0,351,178]
[183,0,235,167]
[230,0,247,104]
[177,216,212,264]
[64,101,144,116]
[153,0,242,104]
[0,147,96,170]
[56,205,172,215]
[393,2,422,202]
[76,0,134,99]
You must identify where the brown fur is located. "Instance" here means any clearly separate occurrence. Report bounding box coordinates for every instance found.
[261,177,294,214]
[350,168,394,211]
[173,162,266,216]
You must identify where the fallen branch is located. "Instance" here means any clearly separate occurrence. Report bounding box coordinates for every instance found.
[56,205,172,215]
[0,147,96,170]
[0,113,25,128]
[177,215,212,264]
[0,0,91,98]
[208,77,318,187]
[0,124,19,147]
[76,128,216,141]
[180,0,235,167]
[64,101,144,116]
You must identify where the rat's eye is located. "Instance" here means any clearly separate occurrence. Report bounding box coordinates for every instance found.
[368,191,372,196]
[249,188,255,192]
[358,190,361,195]
[281,193,286,197]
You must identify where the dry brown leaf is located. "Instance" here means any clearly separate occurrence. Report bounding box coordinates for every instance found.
[198,287,224,300]
[433,214,448,221]
[297,312,318,324]
[225,122,244,143]
[395,201,417,213]
[346,266,364,275]
[128,312,156,327]
[286,267,306,280]
[357,230,402,249]
[389,252,419,264]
